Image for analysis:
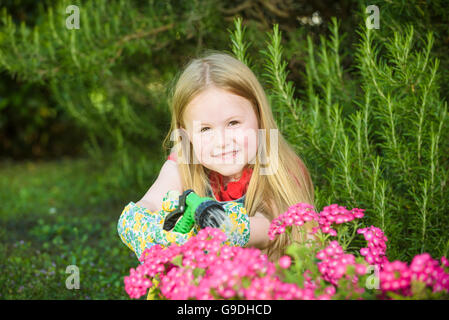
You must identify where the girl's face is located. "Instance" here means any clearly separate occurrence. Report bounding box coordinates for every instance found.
[182,87,259,179]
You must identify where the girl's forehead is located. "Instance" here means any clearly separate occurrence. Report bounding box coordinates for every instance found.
[184,88,254,125]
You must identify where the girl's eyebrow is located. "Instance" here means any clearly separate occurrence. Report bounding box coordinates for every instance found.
[200,116,239,126]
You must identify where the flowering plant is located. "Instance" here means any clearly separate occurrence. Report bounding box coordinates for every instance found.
[124,203,449,300]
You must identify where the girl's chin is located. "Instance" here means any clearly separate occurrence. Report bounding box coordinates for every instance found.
[201,158,240,167]
[205,163,246,176]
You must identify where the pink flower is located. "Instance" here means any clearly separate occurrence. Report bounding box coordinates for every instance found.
[441,256,449,268]
[409,253,446,291]
[279,256,291,269]
[377,253,449,296]
[315,241,365,287]
[357,226,388,269]
[316,205,365,237]
[355,264,367,275]
[268,203,318,240]
[379,260,411,295]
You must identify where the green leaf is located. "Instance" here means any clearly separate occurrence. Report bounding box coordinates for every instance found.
[171,254,183,267]
[193,267,205,278]
[241,277,251,289]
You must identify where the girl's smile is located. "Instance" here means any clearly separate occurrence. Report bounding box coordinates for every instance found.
[216,149,239,159]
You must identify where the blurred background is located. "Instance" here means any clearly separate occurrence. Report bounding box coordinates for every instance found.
[1,0,448,299]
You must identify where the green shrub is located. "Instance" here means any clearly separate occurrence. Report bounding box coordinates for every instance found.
[231,16,449,262]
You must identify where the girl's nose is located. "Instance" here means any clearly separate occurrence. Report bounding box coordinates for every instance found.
[214,128,235,149]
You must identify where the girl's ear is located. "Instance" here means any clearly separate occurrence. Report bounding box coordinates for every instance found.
[179,126,191,142]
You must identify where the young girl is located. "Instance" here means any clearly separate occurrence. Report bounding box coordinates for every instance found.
[120,51,315,262]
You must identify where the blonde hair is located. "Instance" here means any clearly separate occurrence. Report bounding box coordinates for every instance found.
[162,50,315,261]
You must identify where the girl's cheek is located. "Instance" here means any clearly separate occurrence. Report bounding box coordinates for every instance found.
[201,142,213,162]
[191,134,209,161]
[244,128,258,150]
[247,129,259,162]
[244,135,249,149]
[192,141,205,162]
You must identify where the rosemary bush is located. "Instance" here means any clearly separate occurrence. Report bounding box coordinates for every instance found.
[0,0,228,192]
[230,17,448,262]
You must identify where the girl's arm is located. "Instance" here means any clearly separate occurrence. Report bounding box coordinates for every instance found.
[247,212,271,250]
[246,198,276,250]
[136,160,183,212]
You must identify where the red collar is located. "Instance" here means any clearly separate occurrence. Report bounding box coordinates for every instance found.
[208,167,253,201]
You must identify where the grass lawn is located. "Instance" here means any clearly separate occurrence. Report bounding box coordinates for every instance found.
[0,156,149,299]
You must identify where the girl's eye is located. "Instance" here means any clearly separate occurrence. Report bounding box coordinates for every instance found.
[200,120,239,132]
[201,121,238,132]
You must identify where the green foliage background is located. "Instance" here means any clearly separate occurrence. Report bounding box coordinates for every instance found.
[0,0,448,299]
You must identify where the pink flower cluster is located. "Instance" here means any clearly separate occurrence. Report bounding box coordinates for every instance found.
[410,253,449,293]
[316,240,367,289]
[314,204,365,237]
[378,260,410,294]
[379,253,449,296]
[124,243,183,298]
[244,276,306,300]
[357,226,388,269]
[124,267,155,298]
[267,202,365,241]
[302,270,336,300]
[268,203,317,240]
[125,227,325,300]
[124,202,449,300]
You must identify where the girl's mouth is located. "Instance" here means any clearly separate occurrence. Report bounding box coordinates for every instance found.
[217,150,239,159]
